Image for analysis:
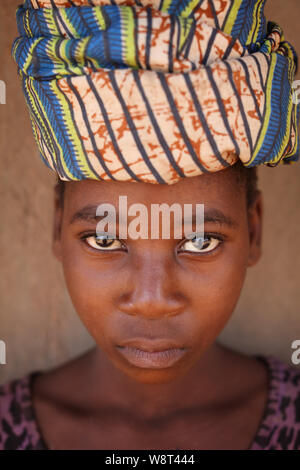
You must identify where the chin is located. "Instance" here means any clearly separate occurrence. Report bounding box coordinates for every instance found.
[112,357,191,385]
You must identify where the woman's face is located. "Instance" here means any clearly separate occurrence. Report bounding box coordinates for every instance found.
[53,167,262,384]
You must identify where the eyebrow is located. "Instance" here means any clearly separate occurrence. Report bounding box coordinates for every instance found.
[69,204,238,229]
[188,208,238,229]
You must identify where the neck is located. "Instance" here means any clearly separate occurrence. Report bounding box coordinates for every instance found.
[81,342,233,421]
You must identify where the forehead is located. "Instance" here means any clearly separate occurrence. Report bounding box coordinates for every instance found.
[63,166,243,209]
[62,166,247,230]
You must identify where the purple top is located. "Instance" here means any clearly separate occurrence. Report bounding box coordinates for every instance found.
[0,354,300,450]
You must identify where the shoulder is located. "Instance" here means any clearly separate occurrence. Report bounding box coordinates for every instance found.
[251,355,300,450]
[0,372,46,450]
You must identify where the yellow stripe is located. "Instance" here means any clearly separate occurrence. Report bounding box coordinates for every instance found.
[24,76,59,170]
[121,7,137,68]
[246,54,277,165]
[252,55,298,165]
[223,0,243,36]
[161,0,173,13]
[284,43,296,64]
[26,74,77,179]
[50,79,98,179]
[180,0,200,17]
[246,0,264,45]
[25,10,32,38]
[276,76,299,160]
[60,10,79,38]
[284,61,298,158]
[247,54,299,165]
[44,8,60,36]
[47,38,63,78]
[65,36,99,72]
[60,39,84,76]
[178,16,193,51]
[93,7,107,31]
[12,38,22,62]
[22,37,45,77]
[74,36,90,68]
[24,79,52,160]
[68,36,100,72]
[274,100,295,163]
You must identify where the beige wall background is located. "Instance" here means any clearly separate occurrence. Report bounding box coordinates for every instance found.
[1,0,300,384]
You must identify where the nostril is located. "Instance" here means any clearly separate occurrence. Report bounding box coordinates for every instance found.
[117,294,186,318]
[116,264,187,317]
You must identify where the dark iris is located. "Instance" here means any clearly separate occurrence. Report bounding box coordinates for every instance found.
[95,235,115,247]
[191,235,207,249]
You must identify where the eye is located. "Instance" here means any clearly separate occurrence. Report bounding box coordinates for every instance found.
[178,234,222,254]
[82,233,125,251]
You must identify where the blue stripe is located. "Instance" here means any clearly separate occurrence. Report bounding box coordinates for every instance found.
[237,58,262,121]
[183,73,230,168]
[109,70,166,183]
[224,61,254,154]
[251,54,266,94]
[85,74,142,182]
[145,7,152,70]
[56,79,102,179]
[39,80,84,178]
[24,77,59,175]
[202,29,218,65]
[168,15,176,73]
[133,69,186,179]
[66,76,117,180]
[157,73,209,173]
[206,65,240,158]
[250,55,291,165]
[208,0,220,30]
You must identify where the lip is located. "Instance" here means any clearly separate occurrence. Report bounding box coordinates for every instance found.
[116,339,188,369]
[117,338,186,352]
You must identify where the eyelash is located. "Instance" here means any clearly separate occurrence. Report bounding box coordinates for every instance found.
[178,233,224,255]
[79,232,224,255]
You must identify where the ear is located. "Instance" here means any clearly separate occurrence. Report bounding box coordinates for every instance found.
[247,190,263,267]
[52,186,63,262]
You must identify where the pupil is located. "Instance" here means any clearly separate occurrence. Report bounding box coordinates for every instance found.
[96,235,113,247]
[192,236,208,249]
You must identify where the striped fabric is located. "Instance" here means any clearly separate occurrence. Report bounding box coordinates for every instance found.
[12,0,299,184]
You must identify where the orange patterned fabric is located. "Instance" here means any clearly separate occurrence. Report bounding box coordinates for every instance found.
[12,0,299,183]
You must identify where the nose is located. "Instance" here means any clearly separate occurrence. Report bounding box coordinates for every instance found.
[117,252,187,319]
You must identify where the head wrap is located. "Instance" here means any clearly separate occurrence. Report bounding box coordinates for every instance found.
[12,0,299,184]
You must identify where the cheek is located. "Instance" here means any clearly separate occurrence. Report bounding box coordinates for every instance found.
[61,255,123,350]
[182,237,249,339]
[60,235,121,326]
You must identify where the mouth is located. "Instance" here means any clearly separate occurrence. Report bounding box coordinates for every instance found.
[116,339,188,369]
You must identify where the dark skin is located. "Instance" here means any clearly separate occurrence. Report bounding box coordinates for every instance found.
[31,165,269,450]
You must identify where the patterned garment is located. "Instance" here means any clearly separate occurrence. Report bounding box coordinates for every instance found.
[0,355,300,450]
[11,0,299,184]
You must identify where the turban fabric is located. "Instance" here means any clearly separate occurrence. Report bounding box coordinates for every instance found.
[12,0,299,184]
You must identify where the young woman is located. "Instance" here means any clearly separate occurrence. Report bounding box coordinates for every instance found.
[0,0,299,450]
